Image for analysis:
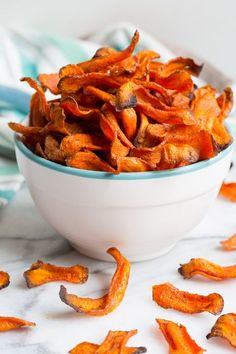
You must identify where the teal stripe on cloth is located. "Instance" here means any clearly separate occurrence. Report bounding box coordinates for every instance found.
[0,165,19,176]
[45,34,89,63]
[0,86,30,114]
[20,52,39,78]
[0,189,15,201]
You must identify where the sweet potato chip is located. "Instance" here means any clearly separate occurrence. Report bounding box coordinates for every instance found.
[206,313,236,348]
[93,47,117,58]
[131,146,161,166]
[109,56,138,76]
[119,108,137,141]
[70,342,98,354]
[62,31,139,78]
[163,125,216,160]
[97,330,138,353]
[97,332,147,353]
[59,247,130,316]
[84,85,115,106]
[110,133,130,166]
[58,73,121,93]
[9,30,233,174]
[35,142,47,158]
[136,87,195,125]
[0,317,35,331]
[66,151,115,172]
[44,135,65,163]
[155,57,203,77]
[77,92,102,108]
[191,86,221,131]
[61,96,97,117]
[61,133,110,156]
[115,82,137,112]
[100,104,134,148]
[162,143,200,166]
[21,77,49,118]
[219,182,236,202]
[157,319,205,354]
[117,157,153,172]
[153,282,224,314]
[24,260,88,288]
[211,121,232,151]
[0,271,10,290]
[134,85,173,111]
[132,50,159,80]
[140,81,174,101]
[144,124,166,147]
[45,104,69,135]
[29,91,47,127]
[179,258,236,280]
[152,70,194,94]
[38,73,60,95]
[64,121,85,135]
[71,343,145,354]
[197,131,216,160]
[172,92,190,108]
[221,234,236,250]
[138,101,194,125]
[8,122,42,135]
[191,86,233,150]
[69,330,146,354]
[133,113,149,147]
[59,64,84,79]
[217,87,234,122]
[78,30,139,73]
[150,57,202,94]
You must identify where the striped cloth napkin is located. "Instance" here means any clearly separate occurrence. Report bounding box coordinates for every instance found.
[0,23,235,206]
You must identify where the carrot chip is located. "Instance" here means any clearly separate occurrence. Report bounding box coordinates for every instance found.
[59,247,130,316]
[157,319,205,354]
[0,316,35,331]
[69,329,147,354]
[61,133,110,156]
[38,73,60,95]
[219,182,236,202]
[78,30,139,73]
[179,258,236,280]
[66,151,116,172]
[0,270,10,290]
[207,313,236,348]
[115,82,137,112]
[221,234,236,251]
[153,282,224,315]
[70,342,98,354]
[24,260,88,288]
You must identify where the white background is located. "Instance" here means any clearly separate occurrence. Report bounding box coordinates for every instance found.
[0,0,235,79]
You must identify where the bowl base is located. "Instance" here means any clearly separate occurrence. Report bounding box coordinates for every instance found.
[70,241,178,262]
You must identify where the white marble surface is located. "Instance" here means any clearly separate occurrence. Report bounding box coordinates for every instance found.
[0,150,236,354]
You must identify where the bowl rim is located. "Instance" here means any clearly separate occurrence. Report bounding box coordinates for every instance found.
[15,134,234,180]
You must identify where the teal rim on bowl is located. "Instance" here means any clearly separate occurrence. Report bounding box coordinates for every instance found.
[15,134,234,180]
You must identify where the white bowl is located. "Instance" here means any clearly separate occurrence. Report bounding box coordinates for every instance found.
[15,136,233,262]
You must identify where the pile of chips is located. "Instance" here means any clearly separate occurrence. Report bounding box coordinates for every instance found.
[9,30,233,173]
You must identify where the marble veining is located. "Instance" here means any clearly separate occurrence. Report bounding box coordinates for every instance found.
[0,150,236,353]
